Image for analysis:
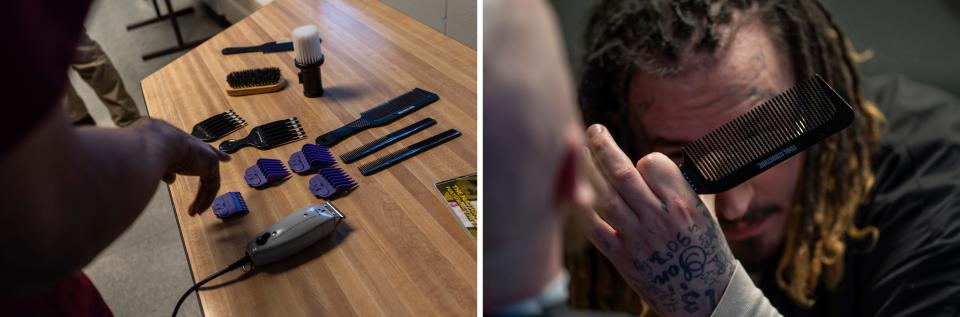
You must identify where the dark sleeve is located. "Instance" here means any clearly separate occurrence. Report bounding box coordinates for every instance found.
[856,73,960,316]
[0,1,91,155]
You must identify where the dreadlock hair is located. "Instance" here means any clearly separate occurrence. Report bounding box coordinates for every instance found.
[574,0,885,309]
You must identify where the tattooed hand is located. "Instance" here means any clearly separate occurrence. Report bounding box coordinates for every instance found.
[585,124,736,317]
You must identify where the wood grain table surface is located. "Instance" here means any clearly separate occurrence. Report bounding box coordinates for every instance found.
[140,0,477,315]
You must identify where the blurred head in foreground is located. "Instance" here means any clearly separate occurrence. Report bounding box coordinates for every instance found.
[483,0,597,310]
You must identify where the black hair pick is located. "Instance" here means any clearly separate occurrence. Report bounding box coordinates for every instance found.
[219,117,306,153]
[191,109,246,142]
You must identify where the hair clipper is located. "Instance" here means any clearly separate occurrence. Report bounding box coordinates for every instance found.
[246,202,344,267]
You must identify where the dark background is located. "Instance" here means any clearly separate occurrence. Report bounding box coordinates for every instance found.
[548,0,960,96]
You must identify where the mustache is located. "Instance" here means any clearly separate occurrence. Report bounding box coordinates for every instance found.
[718,204,783,225]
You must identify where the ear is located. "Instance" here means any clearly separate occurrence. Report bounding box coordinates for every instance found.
[552,131,594,212]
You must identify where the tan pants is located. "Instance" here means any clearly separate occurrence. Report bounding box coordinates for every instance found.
[64,31,141,127]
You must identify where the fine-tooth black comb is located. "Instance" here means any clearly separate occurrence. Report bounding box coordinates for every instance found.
[340,118,437,163]
[315,88,439,146]
[679,74,854,194]
[358,129,461,176]
[219,118,306,154]
[191,110,246,142]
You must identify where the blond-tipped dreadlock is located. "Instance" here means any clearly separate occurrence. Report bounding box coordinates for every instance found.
[571,0,886,310]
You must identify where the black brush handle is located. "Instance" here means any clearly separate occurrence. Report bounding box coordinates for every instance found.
[341,118,437,163]
[222,46,261,55]
[359,129,461,176]
[219,134,256,153]
[316,119,369,147]
[296,55,325,98]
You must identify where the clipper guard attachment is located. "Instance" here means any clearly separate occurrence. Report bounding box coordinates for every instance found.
[308,167,358,199]
[288,144,337,174]
[245,158,292,188]
[213,192,249,219]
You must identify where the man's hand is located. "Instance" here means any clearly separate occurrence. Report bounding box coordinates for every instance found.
[135,118,230,215]
[585,124,736,317]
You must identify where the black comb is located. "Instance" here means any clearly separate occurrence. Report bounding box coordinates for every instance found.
[218,118,306,154]
[315,88,439,146]
[191,110,246,142]
[680,75,854,194]
[358,129,461,176]
[340,118,437,163]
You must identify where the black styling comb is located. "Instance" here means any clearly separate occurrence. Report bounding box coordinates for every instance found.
[315,88,439,146]
[358,129,461,176]
[219,118,306,154]
[340,118,437,163]
[191,110,247,142]
[226,67,285,96]
[680,74,854,194]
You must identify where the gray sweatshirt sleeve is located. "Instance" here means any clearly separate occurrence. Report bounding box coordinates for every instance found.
[710,261,782,317]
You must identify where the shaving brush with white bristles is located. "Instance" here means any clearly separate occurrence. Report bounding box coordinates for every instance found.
[292,25,325,97]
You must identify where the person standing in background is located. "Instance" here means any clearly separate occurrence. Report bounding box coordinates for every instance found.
[64,29,141,127]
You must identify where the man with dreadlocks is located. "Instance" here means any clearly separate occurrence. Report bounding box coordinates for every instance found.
[568,0,960,316]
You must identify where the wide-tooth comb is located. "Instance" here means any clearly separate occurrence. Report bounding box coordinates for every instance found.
[358,129,461,176]
[226,67,286,96]
[191,110,246,142]
[245,158,292,188]
[679,74,854,194]
[213,192,249,219]
[315,88,439,146]
[288,143,337,174]
[340,118,436,163]
[219,118,306,153]
[309,167,358,199]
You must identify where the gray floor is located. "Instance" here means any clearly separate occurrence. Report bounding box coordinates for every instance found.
[76,0,223,316]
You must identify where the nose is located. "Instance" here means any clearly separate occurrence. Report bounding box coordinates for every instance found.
[715,182,755,222]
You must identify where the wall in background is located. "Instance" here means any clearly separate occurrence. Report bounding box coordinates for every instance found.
[381,0,477,49]
[824,0,960,95]
[549,0,960,95]
[204,0,476,49]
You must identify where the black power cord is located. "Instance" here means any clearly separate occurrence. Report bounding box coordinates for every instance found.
[173,255,252,317]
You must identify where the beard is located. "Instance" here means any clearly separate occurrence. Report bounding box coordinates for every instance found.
[721,205,788,272]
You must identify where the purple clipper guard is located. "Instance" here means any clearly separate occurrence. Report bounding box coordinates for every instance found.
[245,158,291,188]
[213,192,249,219]
[309,167,358,199]
[288,143,337,174]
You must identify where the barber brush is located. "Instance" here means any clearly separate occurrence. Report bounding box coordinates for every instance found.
[292,25,324,97]
[226,67,285,96]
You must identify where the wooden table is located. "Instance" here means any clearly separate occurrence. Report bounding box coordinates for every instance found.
[141,0,476,315]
